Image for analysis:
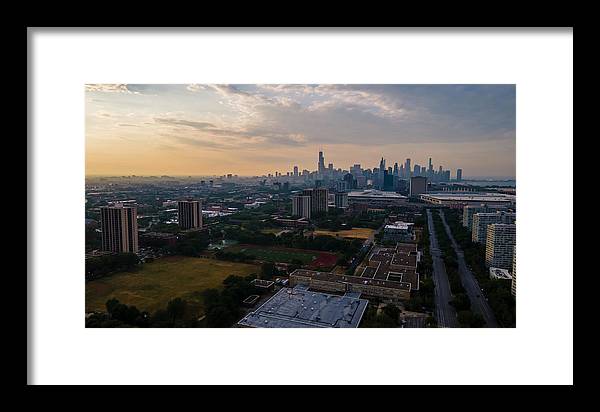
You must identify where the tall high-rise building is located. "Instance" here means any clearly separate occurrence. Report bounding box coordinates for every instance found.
[413,164,420,176]
[383,170,394,191]
[343,173,355,190]
[393,162,399,176]
[511,246,516,297]
[178,199,203,230]
[293,166,299,176]
[472,211,516,243]
[463,204,506,230]
[292,195,311,219]
[485,223,516,269]
[334,192,349,209]
[302,187,329,214]
[409,176,427,197]
[100,203,138,253]
[318,151,326,175]
[405,158,411,179]
[379,157,386,188]
[456,168,463,181]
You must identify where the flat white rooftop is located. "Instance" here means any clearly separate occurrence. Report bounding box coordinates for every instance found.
[489,267,513,280]
[385,221,414,230]
[348,190,406,199]
[238,286,369,328]
[421,192,515,202]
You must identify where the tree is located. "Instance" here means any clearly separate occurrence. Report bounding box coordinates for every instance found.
[106,298,120,314]
[261,262,276,280]
[205,305,236,327]
[166,298,187,324]
[382,304,401,321]
[450,293,471,311]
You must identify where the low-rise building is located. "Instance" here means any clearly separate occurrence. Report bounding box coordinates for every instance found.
[290,269,412,302]
[237,285,369,328]
[348,189,408,207]
[489,267,513,280]
[383,221,414,242]
[420,192,516,208]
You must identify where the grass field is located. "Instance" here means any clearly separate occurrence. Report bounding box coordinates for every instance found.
[226,244,318,264]
[85,256,260,315]
[313,227,375,240]
[224,244,338,269]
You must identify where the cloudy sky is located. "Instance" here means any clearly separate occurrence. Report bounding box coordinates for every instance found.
[86,84,516,178]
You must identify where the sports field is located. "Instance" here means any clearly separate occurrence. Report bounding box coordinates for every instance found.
[225,244,338,268]
[85,256,260,314]
[313,227,375,240]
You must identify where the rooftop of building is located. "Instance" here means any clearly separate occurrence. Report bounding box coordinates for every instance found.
[395,243,418,253]
[421,192,515,202]
[237,285,369,328]
[291,269,412,291]
[348,190,407,199]
[489,267,513,280]
[391,254,418,267]
[384,221,414,230]
[251,279,275,288]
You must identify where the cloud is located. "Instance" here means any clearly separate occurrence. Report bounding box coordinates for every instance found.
[86,84,139,94]
[186,84,207,92]
[154,117,216,130]
[87,84,515,176]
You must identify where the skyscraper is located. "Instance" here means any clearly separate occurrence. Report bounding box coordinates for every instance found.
[334,192,349,208]
[456,168,463,181]
[511,246,516,297]
[405,158,411,178]
[318,151,325,175]
[343,173,355,190]
[485,223,516,269]
[383,170,394,191]
[409,176,427,197]
[393,162,399,176]
[292,195,311,219]
[472,211,516,243]
[293,166,299,177]
[100,203,138,253]
[379,157,386,188]
[178,199,203,230]
[303,187,329,214]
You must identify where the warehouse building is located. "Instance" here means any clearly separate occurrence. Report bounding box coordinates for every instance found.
[237,285,368,328]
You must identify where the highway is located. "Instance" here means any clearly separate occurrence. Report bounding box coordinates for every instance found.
[439,210,499,328]
[426,209,459,328]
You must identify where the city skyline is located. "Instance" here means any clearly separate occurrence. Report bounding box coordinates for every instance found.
[86,84,516,178]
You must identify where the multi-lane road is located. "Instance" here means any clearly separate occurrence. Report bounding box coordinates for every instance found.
[439,210,499,328]
[426,209,459,328]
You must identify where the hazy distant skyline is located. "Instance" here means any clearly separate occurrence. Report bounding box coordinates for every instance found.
[86,84,516,178]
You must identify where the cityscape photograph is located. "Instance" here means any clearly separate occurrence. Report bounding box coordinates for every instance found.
[85,84,517,328]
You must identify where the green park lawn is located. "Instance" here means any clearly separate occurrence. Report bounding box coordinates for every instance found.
[225,245,319,264]
[85,256,260,315]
